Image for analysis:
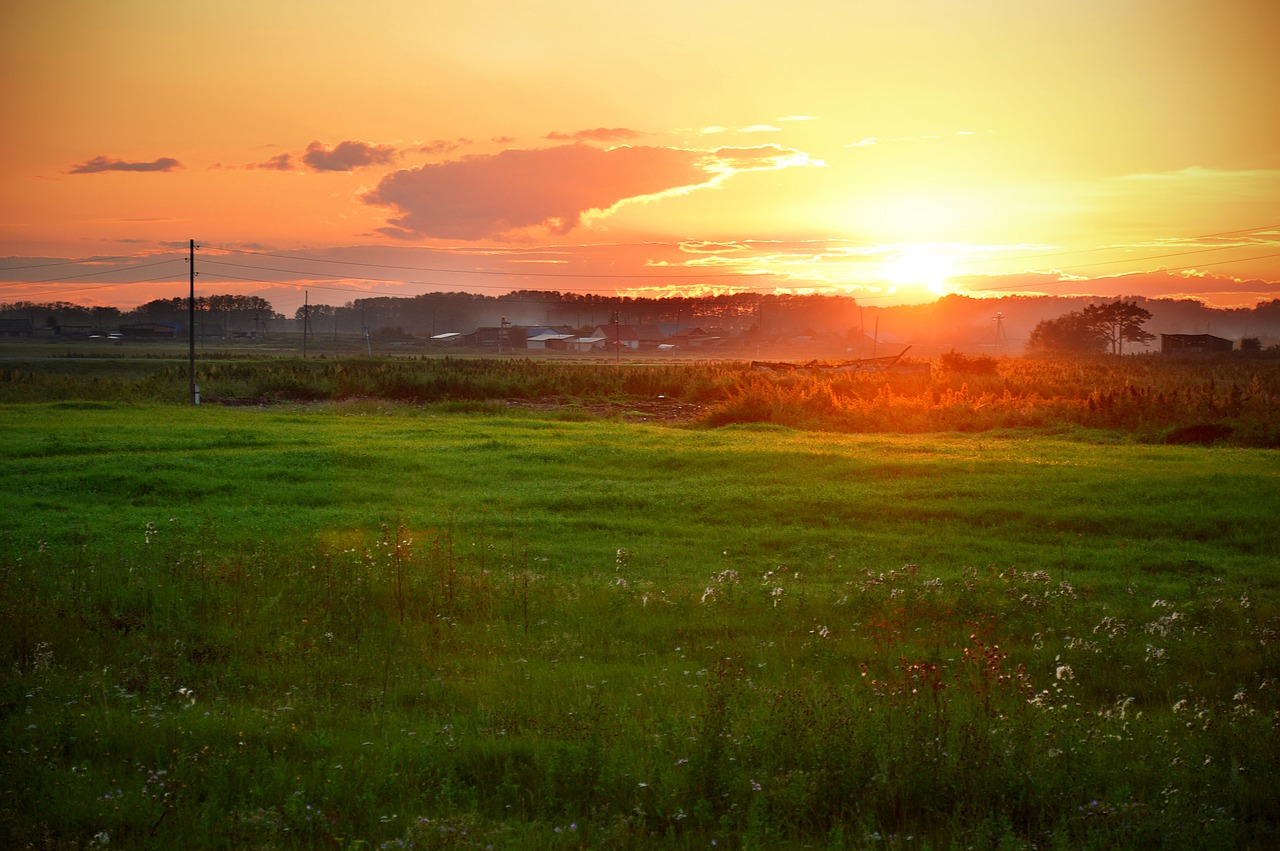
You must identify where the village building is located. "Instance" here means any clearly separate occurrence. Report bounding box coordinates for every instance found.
[0,318,34,337]
[591,324,668,350]
[1160,333,1233,355]
[119,322,179,339]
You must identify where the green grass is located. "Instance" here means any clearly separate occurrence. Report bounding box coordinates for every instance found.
[2,403,1278,848]
[2,403,1274,587]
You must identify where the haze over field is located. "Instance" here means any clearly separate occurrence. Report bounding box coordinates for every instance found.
[2,0,1279,316]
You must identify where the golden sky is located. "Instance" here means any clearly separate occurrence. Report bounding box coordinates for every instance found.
[2,0,1279,313]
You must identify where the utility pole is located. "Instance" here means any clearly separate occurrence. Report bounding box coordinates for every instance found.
[188,239,199,405]
[302,290,309,359]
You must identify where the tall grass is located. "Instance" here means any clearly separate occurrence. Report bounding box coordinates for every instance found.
[3,353,1278,444]
[3,519,1276,848]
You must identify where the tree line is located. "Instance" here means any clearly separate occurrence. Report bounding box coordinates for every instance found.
[5,291,1280,350]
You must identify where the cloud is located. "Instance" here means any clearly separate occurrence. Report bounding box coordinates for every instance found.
[411,138,471,156]
[737,124,781,133]
[249,153,295,171]
[546,127,643,142]
[67,156,182,174]
[679,240,749,254]
[708,145,826,172]
[364,143,715,240]
[302,140,397,172]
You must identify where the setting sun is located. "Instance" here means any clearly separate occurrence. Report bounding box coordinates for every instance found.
[882,247,956,298]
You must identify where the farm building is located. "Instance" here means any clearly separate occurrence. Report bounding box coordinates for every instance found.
[463,326,527,348]
[568,336,606,352]
[526,332,577,350]
[591,324,668,350]
[669,326,722,347]
[1160,333,1233,355]
[119,322,179,339]
[0,318,33,337]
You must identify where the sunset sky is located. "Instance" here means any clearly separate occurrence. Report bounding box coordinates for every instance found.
[3,0,1279,315]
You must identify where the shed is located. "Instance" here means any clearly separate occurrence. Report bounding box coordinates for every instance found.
[1160,333,1232,355]
[119,322,178,339]
[526,333,576,350]
[0,318,34,337]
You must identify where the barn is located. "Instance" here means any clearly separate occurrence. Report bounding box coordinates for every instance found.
[1160,333,1233,355]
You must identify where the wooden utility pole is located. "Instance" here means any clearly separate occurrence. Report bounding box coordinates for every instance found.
[188,239,199,405]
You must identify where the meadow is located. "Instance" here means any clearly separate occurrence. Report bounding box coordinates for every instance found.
[1,354,1279,848]
[2,348,1279,445]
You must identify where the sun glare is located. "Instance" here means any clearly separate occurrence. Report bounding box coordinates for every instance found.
[881,247,954,297]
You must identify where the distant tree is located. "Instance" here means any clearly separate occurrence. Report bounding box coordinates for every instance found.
[1086,300,1155,355]
[1240,336,1262,353]
[1026,311,1107,354]
[205,294,279,317]
[294,303,335,322]
[1026,300,1154,355]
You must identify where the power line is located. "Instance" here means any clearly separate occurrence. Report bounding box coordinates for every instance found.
[971,223,1279,267]
[211,222,1280,282]
[214,245,766,279]
[207,270,781,308]
[0,251,154,272]
[4,257,181,286]
[972,250,1280,293]
[0,273,188,300]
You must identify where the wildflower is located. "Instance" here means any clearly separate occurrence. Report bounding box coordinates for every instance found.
[1055,665,1074,682]
[750,779,762,792]
[700,586,715,604]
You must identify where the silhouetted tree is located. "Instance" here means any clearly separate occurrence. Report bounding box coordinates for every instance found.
[1026,311,1107,354]
[1086,300,1155,355]
[1027,300,1154,355]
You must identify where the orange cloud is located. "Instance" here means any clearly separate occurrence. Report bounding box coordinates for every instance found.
[545,127,644,142]
[67,156,182,174]
[248,153,294,171]
[364,143,714,240]
[302,140,397,172]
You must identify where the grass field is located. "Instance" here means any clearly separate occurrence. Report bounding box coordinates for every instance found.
[2,399,1278,848]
